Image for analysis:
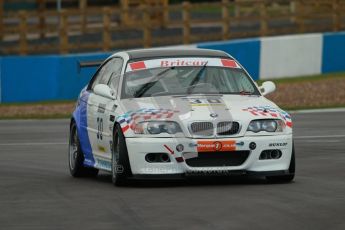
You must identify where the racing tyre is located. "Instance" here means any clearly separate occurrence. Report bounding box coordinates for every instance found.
[112,124,132,186]
[266,145,295,183]
[69,121,99,177]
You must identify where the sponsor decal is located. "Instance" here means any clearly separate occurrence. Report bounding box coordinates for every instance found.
[269,142,288,147]
[197,140,236,152]
[126,58,241,72]
[95,159,111,170]
[96,117,103,140]
[111,104,117,112]
[236,141,244,146]
[182,97,224,107]
[129,61,146,71]
[163,144,186,163]
[242,106,293,128]
[109,141,113,151]
[98,145,106,153]
[164,144,174,155]
[97,103,106,113]
[160,60,207,67]
[221,59,239,68]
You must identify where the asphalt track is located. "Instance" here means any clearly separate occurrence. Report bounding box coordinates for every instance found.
[0,110,344,230]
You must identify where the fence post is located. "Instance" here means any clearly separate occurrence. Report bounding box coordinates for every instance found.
[0,0,3,41]
[332,0,340,32]
[222,0,229,40]
[103,7,111,51]
[182,1,190,44]
[79,0,87,34]
[260,0,268,36]
[296,0,305,33]
[19,11,28,55]
[120,0,129,26]
[234,0,240,18]
[38,0,46,39]
[143,4,151,48]
[59,10,68,54]
[290,0,296,23]
[162,0,169,28]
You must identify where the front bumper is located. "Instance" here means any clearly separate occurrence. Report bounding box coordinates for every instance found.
[126,135,293,176]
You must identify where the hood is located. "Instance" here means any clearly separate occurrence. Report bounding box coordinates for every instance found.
[119,95,277,120]
[117,95,290,137]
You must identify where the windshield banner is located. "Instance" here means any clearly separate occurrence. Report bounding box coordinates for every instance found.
[126,57,241,72]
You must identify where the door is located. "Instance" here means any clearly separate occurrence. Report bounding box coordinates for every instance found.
[87,57,123,168]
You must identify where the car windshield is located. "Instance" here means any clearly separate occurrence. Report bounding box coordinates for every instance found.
[121,59,260,98]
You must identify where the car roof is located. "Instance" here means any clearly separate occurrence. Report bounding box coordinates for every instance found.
[124,48,231,61]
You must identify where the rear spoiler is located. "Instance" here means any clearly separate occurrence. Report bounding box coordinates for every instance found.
[77,60,103,73]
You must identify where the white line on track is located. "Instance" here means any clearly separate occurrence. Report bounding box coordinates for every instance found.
[0,142,66,146]
[294,134,345,139]
[290,108,345,114]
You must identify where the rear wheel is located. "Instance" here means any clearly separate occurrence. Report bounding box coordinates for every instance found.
[69,121,98,177]
[111,124,132,186]
[266,145,295,183]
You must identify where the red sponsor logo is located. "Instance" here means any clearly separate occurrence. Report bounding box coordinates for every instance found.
[160,60,207,67]
[197,140,236,152]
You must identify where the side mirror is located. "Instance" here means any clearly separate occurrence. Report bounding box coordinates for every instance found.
[94,84,115,100]
[259,81,276,96]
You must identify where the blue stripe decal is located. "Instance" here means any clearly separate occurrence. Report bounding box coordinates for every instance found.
[73,91,95,167]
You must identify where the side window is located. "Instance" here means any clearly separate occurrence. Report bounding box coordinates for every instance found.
[108,58,123,93]
[91,64,107,89]
[91,58,123,90]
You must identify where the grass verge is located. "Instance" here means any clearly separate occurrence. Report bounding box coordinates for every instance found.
[0,72,345,119]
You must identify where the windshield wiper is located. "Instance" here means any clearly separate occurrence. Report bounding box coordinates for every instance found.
[239,90,254,95]
[133,67,175,98]
[186,62,208,94]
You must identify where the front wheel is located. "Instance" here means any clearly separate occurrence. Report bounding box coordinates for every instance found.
[266,145,295,183]
[111,124,132,186]
[69,121,98,177]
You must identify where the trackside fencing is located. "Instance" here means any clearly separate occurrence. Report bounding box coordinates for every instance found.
[0,31,344,103]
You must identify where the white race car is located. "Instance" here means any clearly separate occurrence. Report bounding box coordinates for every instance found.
[69,48,295,186]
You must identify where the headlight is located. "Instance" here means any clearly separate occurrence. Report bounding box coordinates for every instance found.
[134,121,182,135]
[247,119,285,133]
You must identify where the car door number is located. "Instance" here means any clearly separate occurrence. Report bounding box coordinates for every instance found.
[97,117,103,140]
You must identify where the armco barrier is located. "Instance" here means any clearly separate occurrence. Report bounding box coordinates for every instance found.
[0,32,344,103]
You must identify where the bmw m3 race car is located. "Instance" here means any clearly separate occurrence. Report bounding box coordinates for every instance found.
[69,48,295,186]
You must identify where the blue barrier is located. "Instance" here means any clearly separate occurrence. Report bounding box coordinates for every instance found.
[197,38,261,80]
[56,53,110,101]
[1,55,59,103]
[0,53,109,103]
[0,57,2,102]
[1,32,345,103]
[322,32,345,74]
